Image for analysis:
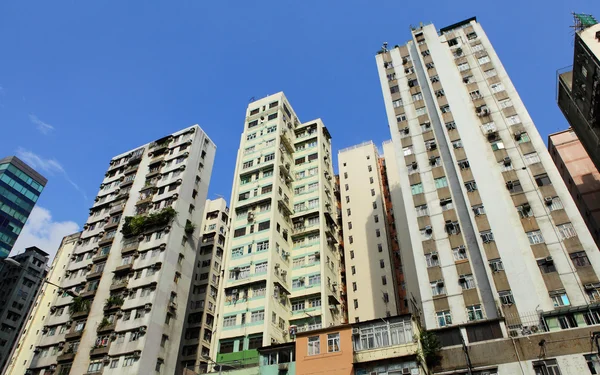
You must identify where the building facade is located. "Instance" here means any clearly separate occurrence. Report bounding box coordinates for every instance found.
[548,129,600,247]
[179,198,229,373]
[5,233,80,375]
[557,14,600,171]
[0,156,47,258]
[0,246,49,371]
[212,92,343,367]
[375,17,600,341]
[338,142,399,321]
[24,125,216,375]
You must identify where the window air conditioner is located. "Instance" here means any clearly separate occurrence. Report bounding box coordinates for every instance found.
[544,197,553,205]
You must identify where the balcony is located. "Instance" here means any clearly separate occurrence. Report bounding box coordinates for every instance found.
[97,322,116,334]
[135,195,154,206]
[86,270,103,280]
[110,203,125,214]
[57,352,76,362]
[121,240,139,254]
[92,253,109,263]
[278,198,294,216]
[80,288,97,298]
[291,224,320,236]
[280,131,294,154]
[150,141,169,152]
[65,330,84,340]
[123,164,138,175]
[90,345,110,357]
[114,263,133,273]
[98,235,115,246]
[217,349,259,367]
[110,280,128,291]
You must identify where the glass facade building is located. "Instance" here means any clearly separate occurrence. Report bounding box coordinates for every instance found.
[0,156,47,258]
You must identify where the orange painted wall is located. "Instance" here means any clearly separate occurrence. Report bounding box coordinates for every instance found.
[295,326,354,375]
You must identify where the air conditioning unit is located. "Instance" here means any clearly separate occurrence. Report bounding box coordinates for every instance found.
[503,157,511,166]
[247,212,254,221]
[49,365,57,371]
[458,274,466,280]
[352,327,360,335]
[403,127,409,135]
[133,350,141,358]
[425,226,432,234]
[139,326,147,333]
[314,252,320,259]
[545,256,553,263]
[233,267,241,273]
[102,355,111,364]
[437,280,444,286]
[431,252,438,259]
[544,197,553,205]
[144,304,152,310]
[282,251,289,258]
[411,162,418,170]
[231,288,238,294]
[281,270,287,276]
[458,246,466,253]
[275,263,280,269]
[298,276,305,282]
[585,283,595,289]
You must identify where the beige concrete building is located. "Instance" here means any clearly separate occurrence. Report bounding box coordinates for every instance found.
[178,198,229,373]
[4,234,79,375]
[375,16,600,353]
[19,125,216,375]
[548,129,600,248]
[212,92,343,368]
[338,142,399,322]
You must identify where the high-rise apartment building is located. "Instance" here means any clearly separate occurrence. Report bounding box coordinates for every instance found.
[549,129,600,247]
[0,156,47,258]
[557,14,600,171]
[179,198,229,374]
[212,93,343,367]
[338,142,399,321]
[375,17,600,340]
[5,233,80,375]
[24,125,215,375]
[0,246,49,370]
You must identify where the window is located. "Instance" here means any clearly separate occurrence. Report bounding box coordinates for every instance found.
[445,121,456,130]
[489,258,504,272]
[434,177,448,189]
[507,115,521,125]
[440,105,451,113]
[251,310,265,322]
[411,183,424,195]
[499,290,514,305]
[570,251,591,267]
[491,141,505,151]
[465,181,478,192]
[506,180,523,193]
[291,300,305,311]
[437,311,452,327]
[478,56,491,65]
[458,63,470,72]
[467,305,484,321]
[460,274,476,290]
[412,92,423,101]
[546,197,563,211]
[393,99,403,108]
[415,205,428,217]
[490,83,504,93]
[452,139,463,148]
[308,336,320,356]
[382,276,387,285]
[472,204,485,216]
[557,223,577,240]
[499,98,513,108]
[524,152,541,165]
[533,359,562,375]
[390,85,400,94]
[431,280,445,296]
[327,333,340,352]
[397,114,407,122]
[484,69,497,78]
[426,253,439,267]
[480,230,494,243]
[452,246,468,261]
[535,174,552,187]
[415,107,427,116]
[538,258,556,273]
[87,361,103,373]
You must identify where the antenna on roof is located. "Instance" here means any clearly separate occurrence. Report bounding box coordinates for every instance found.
[571,12,598,33]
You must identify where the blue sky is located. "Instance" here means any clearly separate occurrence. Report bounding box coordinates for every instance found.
[1,1,597,257]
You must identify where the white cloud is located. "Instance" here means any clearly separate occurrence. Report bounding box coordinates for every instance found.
[12,206,79,261]
[29,114,55,134]
[16,148,88,201]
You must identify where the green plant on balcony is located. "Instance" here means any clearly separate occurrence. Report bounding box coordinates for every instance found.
[69,296,90,316]
[98,317,111,329]
[185,220,196,234]
[121,207,177,237]
[104,295,124,309]
[416,330,442,369]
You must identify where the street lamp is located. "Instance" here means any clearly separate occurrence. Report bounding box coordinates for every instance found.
[1,258,78,298]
